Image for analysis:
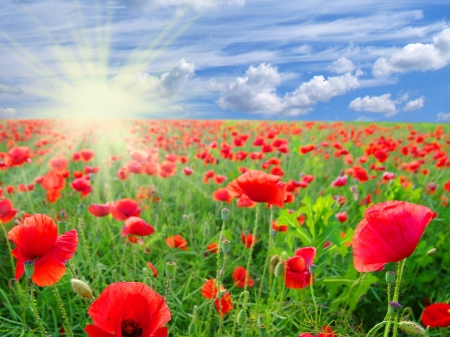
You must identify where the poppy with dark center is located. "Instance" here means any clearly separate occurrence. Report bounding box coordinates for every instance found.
[353,201,433,272]
[421,303,450,328]
[111,199,141,221]
[284,247,316,289]
[0,198,18,223]
[7,214,78,286]
[85,282,170,337]
[201,279,233,317]
[166,235,188,250]
[227,170,287,208]
[232,266,254,288]
[121,217,155,238]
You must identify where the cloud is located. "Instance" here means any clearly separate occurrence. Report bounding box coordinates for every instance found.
[373,28,450,77]
[403,96,424,111]
[160,59,195,97]
[356,115,374,122]
[0,84,24,95]
[0,108,17,118]
[349,94,397,116]
[119,0,244,11]
[329,57,355,74]
[437,111,450,121]
[216,63,361,116]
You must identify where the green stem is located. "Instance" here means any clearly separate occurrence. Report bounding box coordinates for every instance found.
[366,321,388,337]
[231,291,249,337]
[258,206,274,298]
[244,203,260,293]
[310,272,319,329]
[52,284,74,337]
[392,259,406,337]
[78,215,94,280]
[27,280,47,337]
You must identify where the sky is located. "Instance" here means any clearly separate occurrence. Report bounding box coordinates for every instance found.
[0,0,450,122]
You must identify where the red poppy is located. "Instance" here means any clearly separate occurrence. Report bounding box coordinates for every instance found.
[166,235,187,250]
[79,149,95,162]
[84,166,101,174]
[111,199,141,221]
[201,279,233,317]
[421,303,450,328]
[4,146,31,167]
[158,161,177,178]
[206,243,219,254]
[88,203,111,217]
[183,167,193,176]
[241,232,257,248]
[0,198,18,223]
[70,177,92,198]
[444,180,450,192]
[48,157,69,172]
[331,175,347,187]
[353,201,433,272]
[232,266,254,288]
[335,211,347,223]
[284,247,316,289]
[85,282,170,337]
[227,170,287,208]
[212,188,233,204]
[236,194,256,208]
[299,326,337,337]
[7,214,78,286]
[272,220,288,232]
[146,262,158,278]
[121,217,155,237]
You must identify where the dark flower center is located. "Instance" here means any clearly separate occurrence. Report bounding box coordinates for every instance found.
[121,318,142,337]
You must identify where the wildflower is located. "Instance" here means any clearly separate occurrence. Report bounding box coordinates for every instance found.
[166,235,187,250]
[335,211,347,223]
[111,199,141,221]
[284,247,316,289]
[241,232,257,248]
[201,279,233,317]
[421,303,450,328]
[7,214,78,286]
[212,188,233,204]
[88,203,111,217]
[232,266,254,288]
[85,282,170,337]
[121,217,155,238]
[0,198,18,223]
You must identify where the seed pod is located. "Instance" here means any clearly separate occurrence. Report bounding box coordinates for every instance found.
[78,204,85,215]
[166,262,177,279]
[24,260,35,278]
[71,279,93,299]
[386,271,396,285]
[221,208,229,221]
[222,240,231,254]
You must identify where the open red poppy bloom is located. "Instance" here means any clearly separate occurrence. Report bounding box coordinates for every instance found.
[212,188,233,204]
[299,326,337,337]
[241,232,257,248]
[236,194,256,208]
[85,282,171,337]
[7,214,78,286]
[206,243,218,254]
[284,247,316,289]
[232,266,254,288]
[421,303,450,328]
[4,146,31,167]
[0,198,18,223]
[166,235,187,250]
[79,149,95,162]
[201,279,233,317]
[335,211,347,223]
[111,199,141,221]
[70,177,92,198]
[121,217,155,238]
[88,203,111,217]
[353,201,433,272]
[227,170,287,208]
[146,262,158,278]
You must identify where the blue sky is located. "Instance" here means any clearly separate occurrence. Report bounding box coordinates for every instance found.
[0,0,450,122]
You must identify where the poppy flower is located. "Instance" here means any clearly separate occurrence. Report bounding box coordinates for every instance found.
[227,170,287,208]
[272,220,288,232]
[299,326,337,337]
[232,266,254,288]
[212,188,232,204]
[206,243,219,254]
[201,279,233,317]
[236,194,256,208]
[111,199,141,221]
[284,247,316,289]
[79,149,95,162]
[70,177,92,198]
[85,282,170,337]
[353,201,433,272]
[146,262,158,278]
[166,235,187,250]
[183,167,193,176]
[88,203,111,217]
[335,211,347,223]
[241,232,257,248]
[331,175,347,187]
[7,214,78,286]
[48,157,69,172]
[4,146,31,167]
[121,217,155,238]
[0,198,18,223]
[421,303,450,328]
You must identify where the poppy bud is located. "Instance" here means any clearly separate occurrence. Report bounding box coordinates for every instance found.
[222,240,231,254]
[269,255,280,275]
[78,204,85,215]
[188,322,196,334]
[24,260,35,278]
[309,264,317,275]
[217,289,227,299]
[274,262,283,278]
[71,279,93,299]
[426,248,436,255]
[237,309,247,326]
[192,305,198,322]
[165,262,177,279]
[143,275,152,288]
[221,208,229,221]
[389,301,402,316]
[398,321,426,336]
[386,271,396,285]
[280,251,288,261]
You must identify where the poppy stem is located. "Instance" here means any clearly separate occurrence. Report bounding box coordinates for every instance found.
[27,279,47,337]
[366,321,388,337]
[391,259,406,337]
[52,284,74,337]
[231,291,249,337]
[310,272,319,329]
[77,214,95,281]
[258,206,274,298]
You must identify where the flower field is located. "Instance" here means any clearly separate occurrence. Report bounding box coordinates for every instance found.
[0,119,449,337]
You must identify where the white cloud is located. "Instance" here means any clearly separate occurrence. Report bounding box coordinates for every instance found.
[356,115,374,122]
[349,94,397,116]
[0,108,17,118]
[0,84,24,95]
[437,111,450,121]
[403,96,424,111]
[216,63,361,116]
[160,59,196,97]
[329,57,355,74]
[120,0,244,11]
[373,28,450,77]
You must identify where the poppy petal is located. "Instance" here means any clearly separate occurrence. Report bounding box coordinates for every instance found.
[85,325,114,337]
